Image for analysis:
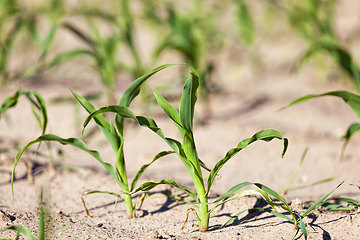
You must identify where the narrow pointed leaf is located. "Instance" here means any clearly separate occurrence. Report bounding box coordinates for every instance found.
[48,49,93,68]
[0,90,48,135]
[207,130,287,194]
[130,151,175,191]
[301,181,344,218]
[71,90,110,131]
[40,23,59,58]
[179,69,199,132]
[82,105,137,132]
[119,64,176,107]
[11,134,125,196]
[153,89,183,135]
[83,190,124,201]
[343,123,360,141]
[133,179,198,202]
[287,91,360,118]
[115,64,176,131]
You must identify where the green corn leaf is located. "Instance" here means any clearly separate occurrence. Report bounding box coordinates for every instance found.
[0,90,48,135]
[234,0,255,46]
[98,123,121,153]
[62,22,94,47]
[287,91,360,118]
[252,207,294,223]
[179,69,199,133]
[40,23,59,59]
[133,179,198,202]
[207,129,288,195]
[212,182,254,203]
[130,151,175,191]
[315,197,360,211]
[318,42,360,93]
[82,105,137,132]
[83,190,124,201]
[298,217,307,240]
[153,89,183,134]
[71,90,110,131]
[11,134,126,196]
[115,64,176,132]
[135,116,190,168]
[301,181,344,218]
[48,49,93,68]
[342,123,360,144]
[119,64,176,107]
[210,189,277,214]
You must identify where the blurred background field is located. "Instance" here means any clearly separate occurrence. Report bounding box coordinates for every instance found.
[1,0,360,239]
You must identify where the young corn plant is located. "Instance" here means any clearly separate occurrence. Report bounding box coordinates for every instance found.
[11,64,174,219]
[145,1,222,121]
[33,0,149,103]
[82,69,293,231]
[286,0,360,91]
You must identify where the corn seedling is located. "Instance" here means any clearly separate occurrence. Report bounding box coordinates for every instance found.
[34,0,150,103]
[11,64,174,219]
[285,0,360,91]
[81,69,293,232]
[0,0,41,85]
[146,1,222,121]
[233,0,255,46]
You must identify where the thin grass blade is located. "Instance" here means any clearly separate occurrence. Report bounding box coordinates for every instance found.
[301,181,344,218]
[38,205,45,240]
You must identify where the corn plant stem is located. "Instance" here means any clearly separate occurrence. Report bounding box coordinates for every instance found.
[115,154,134,218]
[198,195,209,231]
[183,135,209,231]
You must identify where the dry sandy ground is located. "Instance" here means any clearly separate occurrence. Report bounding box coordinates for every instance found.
[0,64,360,240]
[1,0,360,237]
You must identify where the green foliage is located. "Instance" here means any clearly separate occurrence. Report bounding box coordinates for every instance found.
[86,69,290,231]
[0,89,48,135]
[286,0,360,91]
[145,1,222,103]
[233,0,255,46]
[11,64,173,219]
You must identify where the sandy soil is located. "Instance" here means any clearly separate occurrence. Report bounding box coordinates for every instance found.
[0,65,360,240]
[1,1,360,238]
